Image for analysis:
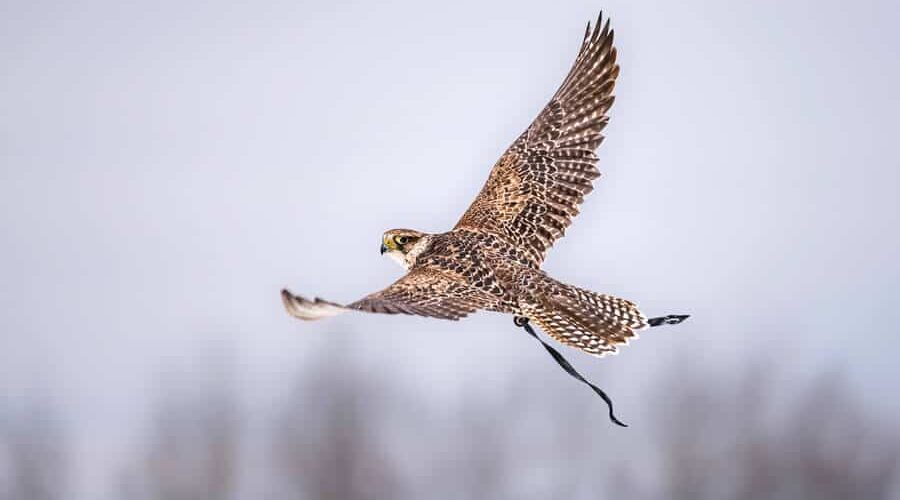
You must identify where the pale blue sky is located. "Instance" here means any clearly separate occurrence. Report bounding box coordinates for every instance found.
[3,0,899,497]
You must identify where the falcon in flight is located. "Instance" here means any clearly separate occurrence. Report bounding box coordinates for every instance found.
[282,13,688,358]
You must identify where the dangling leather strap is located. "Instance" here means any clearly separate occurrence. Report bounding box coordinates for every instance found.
[514,316,627,427]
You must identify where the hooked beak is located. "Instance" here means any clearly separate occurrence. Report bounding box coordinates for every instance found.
[380,243,388,255]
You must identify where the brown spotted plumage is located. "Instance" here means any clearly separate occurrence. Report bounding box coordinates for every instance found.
[455,15,617,267]
[282,13,688,357]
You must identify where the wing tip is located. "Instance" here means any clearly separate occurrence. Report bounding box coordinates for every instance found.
[281,288,346,321]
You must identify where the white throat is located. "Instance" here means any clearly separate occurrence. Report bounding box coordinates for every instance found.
[386,249,408,268]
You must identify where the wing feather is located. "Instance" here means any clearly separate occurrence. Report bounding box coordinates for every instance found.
[281,268,487,322]
[455,13,619,266]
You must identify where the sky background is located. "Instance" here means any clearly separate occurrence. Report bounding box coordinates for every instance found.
[2,0,900,498]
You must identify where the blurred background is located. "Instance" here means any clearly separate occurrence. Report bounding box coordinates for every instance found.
[3,0,900,498]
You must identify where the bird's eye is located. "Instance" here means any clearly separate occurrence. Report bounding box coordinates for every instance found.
[395,235,409,245]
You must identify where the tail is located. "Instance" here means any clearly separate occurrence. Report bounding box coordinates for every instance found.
[521,276,689,357]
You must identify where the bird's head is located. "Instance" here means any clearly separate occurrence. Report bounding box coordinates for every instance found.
[381,229,429,268]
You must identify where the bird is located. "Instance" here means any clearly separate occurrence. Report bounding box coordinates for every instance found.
[282,12,688,358]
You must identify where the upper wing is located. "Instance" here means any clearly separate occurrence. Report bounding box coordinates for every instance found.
[455,13,619,267]
[281,267,487,321]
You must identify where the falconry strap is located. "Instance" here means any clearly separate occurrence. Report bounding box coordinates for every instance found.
[514,316,628,427]
[515,314,690,427]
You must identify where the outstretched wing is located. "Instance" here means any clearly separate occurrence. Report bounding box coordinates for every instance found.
[281,268,487,321]
[455,13,619,267]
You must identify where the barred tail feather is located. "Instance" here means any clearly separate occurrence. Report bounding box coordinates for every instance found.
[523,280,649,357]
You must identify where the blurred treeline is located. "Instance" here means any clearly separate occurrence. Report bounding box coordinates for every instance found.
[2,343,898,500]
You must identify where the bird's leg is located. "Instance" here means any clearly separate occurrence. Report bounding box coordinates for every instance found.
[512,315,627,427]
